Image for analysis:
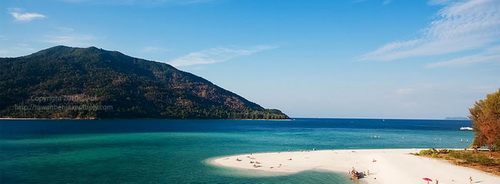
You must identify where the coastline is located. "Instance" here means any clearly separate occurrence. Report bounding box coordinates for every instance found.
[0,117,97,120]
[0,118,291,120]
[208,149,500,184]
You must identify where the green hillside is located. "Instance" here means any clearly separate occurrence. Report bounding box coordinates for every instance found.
[0,46,288,119]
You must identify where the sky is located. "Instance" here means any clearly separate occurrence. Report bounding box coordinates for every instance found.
[1,0,499,119]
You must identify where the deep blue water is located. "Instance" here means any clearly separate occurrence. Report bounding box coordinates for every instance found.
[0,118,474,183]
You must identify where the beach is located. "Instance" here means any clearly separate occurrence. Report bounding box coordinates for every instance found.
[209,149,500,184]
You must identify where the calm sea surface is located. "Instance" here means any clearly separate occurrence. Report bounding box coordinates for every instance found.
[0,118,474,183]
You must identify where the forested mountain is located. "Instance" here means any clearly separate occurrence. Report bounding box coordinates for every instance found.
[0,46,288,119]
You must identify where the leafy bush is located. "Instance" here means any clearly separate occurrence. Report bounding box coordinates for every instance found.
[476,154,493,164]
[439,149,449,154]
[419,149,433,156]
[448,150,461,158]
[432,153,439,158]
[448,150,494,164]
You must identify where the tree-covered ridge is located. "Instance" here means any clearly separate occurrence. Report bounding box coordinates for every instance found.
[0,46,289,119]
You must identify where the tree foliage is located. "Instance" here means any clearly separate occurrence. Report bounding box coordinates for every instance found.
[469,89,500,151]
[0,46,289,119]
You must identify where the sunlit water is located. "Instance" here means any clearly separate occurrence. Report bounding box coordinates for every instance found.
[0,118,473,183]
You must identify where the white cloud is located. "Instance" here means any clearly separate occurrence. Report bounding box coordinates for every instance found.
[359,0,500,62]
[426,46,500,68]
[10,10,46,21]
[167,45,276,67]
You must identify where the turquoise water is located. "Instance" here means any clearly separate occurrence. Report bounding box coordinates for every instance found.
[0,118,474,183]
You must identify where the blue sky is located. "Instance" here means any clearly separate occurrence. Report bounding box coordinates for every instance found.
[1,0,499,119]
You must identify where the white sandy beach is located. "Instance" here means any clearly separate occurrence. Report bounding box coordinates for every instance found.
[209,149,500,184]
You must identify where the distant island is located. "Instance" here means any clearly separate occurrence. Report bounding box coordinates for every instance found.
[444,117,469,120]
[0,46,289,119]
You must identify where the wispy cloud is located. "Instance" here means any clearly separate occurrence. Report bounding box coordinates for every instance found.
[167,45,276,67]
[60,0,213,5]
[352,0,395,5]
[9,8,46,22]
[383,0,394,5]
[427,0,454,5]
[426,46,500,68]
[359,0,500,63]
[43,27,96,46]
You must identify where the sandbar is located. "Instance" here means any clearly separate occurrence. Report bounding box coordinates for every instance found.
[208,149,500,184]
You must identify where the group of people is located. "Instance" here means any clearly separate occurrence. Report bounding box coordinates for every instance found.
[236,155,265,168]
[349,167,368,180]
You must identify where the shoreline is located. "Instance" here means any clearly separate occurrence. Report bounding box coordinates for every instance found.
[0,118,292,120]
[208,149,500,184]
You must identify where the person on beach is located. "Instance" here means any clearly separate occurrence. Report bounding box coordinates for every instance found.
[469,176,472,183]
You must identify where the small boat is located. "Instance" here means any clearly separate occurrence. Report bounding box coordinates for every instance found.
[460,127,473,131]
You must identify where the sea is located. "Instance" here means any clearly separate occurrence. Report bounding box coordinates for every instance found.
[0,118,474,184]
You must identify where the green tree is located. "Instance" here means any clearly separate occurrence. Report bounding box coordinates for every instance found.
[469,89,500,153]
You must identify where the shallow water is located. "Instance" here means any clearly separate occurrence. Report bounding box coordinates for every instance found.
[0,118,473,183]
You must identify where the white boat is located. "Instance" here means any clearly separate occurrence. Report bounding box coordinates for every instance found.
[460,127,473,131]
